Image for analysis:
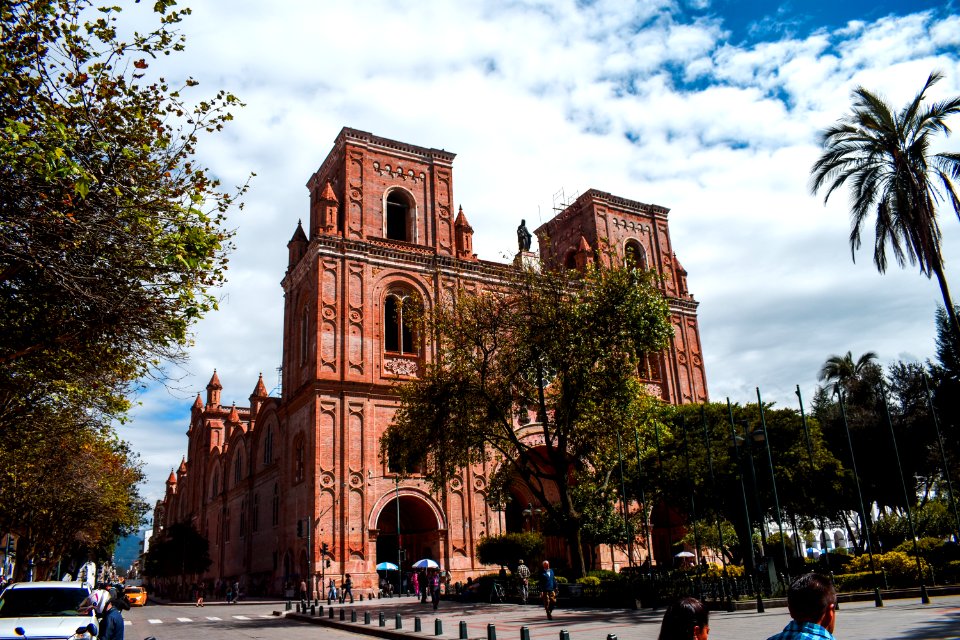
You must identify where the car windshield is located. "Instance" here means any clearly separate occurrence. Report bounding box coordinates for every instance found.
[0,588,87,618]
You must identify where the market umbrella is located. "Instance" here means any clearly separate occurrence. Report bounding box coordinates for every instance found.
[376,562,399,571]
[674,551,695,558]
[411,558,440,569]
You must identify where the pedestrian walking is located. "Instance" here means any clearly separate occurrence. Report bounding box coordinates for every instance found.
[658,597,709,640]
[515,559,531,604]
[539,560,556,620]
[195,582,205,607]
[412,571,420,597]
[341,574,354,603]
[429,569,441,610]
[327,577,337,601]
[766,573,838,640]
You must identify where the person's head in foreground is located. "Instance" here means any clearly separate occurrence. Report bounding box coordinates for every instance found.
[788,573,837,633]
[658,597,708,640]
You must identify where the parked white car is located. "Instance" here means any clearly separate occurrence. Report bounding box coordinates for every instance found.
[0,581,97,640]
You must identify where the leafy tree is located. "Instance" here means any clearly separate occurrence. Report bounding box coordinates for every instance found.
[382,263,673,577]
[475,532,544,570]
[818,351,878,396]
[0,0,247,427]
[0,0,245,577]
[647,402,848,573]
[810,71,960,345]
[0,411,147,581]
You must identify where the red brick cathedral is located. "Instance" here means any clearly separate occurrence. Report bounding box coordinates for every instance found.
[154,128,707,596]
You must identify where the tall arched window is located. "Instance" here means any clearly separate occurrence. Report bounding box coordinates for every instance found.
[385,189,413,242]
[263,428,274,465]
[239,498,247,538]
[211,472,219,498]
[299,307,309,364]
[271,483,280,526]
[233,451,243,487]
[252,493,260,533]
[384,290,418,355]
[293,438,305,484]
[624,240,646,270]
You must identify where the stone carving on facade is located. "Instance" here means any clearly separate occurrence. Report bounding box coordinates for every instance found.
[383,357,418,377]
[372,161,425,184]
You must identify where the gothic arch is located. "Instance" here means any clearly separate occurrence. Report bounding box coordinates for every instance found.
[367,487,445,531]
[623,238,647,270]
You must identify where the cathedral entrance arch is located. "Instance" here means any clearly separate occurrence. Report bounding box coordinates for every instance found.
[371,490,443,588]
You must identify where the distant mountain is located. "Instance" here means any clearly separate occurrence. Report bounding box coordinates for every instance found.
[113,533,143,571]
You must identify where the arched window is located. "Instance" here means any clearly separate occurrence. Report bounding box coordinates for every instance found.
[233,451,243,487]
[224,508,231,542]
[239,498,247,538]
[624,240,646,270]
[385,189,414,242]
[384,290,418,355]
[263,428,274,466]
[299,307,309,364]
[252,493,260,533]
[293,438,305,484]
[211,473,219,498]
[271,483,280,526]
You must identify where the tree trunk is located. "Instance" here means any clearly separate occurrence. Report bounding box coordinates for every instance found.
[932,261,960,349]
[567,527,587,578]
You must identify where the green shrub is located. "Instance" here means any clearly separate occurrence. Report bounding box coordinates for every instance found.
[848,551,928,586]
[586,569,619,581]
[576,576,600,586]
[831,571,877,592]
[703,563,744,578]
[893,537,944,557]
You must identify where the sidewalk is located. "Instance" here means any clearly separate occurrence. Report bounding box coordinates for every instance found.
[284,593,960,640]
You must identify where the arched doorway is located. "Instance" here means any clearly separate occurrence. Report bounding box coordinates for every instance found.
[375,493,442,591]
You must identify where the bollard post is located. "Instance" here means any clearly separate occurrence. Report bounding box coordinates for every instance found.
[285,601,291,611]
[364,611,371,625]
[460,621,468,639]
[340,608,346,621]
[488,623,497,640]
[328,597,332,606]
[560,630,570,640]
[379,611,386,627]
[310,605,316,616]
[521,626,531,640]
[415,617,422,632]
[328,607,334,619]
[351,610,357,623]
[360,593,364,601]
[318,604,324,616]
[295,602,301,613]
[396,614,403,629]
[435,618,443,636]
[607,635,618,640]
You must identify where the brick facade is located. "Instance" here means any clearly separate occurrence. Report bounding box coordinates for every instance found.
[154,128,708,595]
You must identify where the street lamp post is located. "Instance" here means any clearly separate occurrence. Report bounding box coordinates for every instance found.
[727,399,763,614]
[756,388,790,582]
[922,373,960,542]
[795,385,830,574]
[615,428,633,567]
[396,476,402,595]
[878,381,929,604]
[837,389,883,608]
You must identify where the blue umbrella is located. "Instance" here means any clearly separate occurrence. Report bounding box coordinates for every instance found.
[411,558,439,569]
[376,561,399,571]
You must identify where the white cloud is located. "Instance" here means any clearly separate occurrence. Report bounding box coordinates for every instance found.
[118,2,960,504]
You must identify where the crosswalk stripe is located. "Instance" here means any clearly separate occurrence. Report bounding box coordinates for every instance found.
[259,614,273,618]
[206,616,222,621]
[177,617,192,622]
[232,615,250,620]
[148,619,163,624]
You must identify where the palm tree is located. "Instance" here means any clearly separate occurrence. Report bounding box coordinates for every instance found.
[818,350,878,395]
[810,71,960,346]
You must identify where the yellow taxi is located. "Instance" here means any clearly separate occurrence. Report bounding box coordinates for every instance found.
[123,586,147,606]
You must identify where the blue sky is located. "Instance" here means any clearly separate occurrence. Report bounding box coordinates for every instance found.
[121,0,960,507]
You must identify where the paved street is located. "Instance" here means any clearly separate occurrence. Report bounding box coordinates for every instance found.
[123,595,960,640]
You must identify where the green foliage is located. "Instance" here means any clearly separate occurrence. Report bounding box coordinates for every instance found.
[811,70,960,344]
[848,551,928,582]
[575,576,600,586]
[383,262,673,576]
[0,0,246,577]
[475,532,544,569]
